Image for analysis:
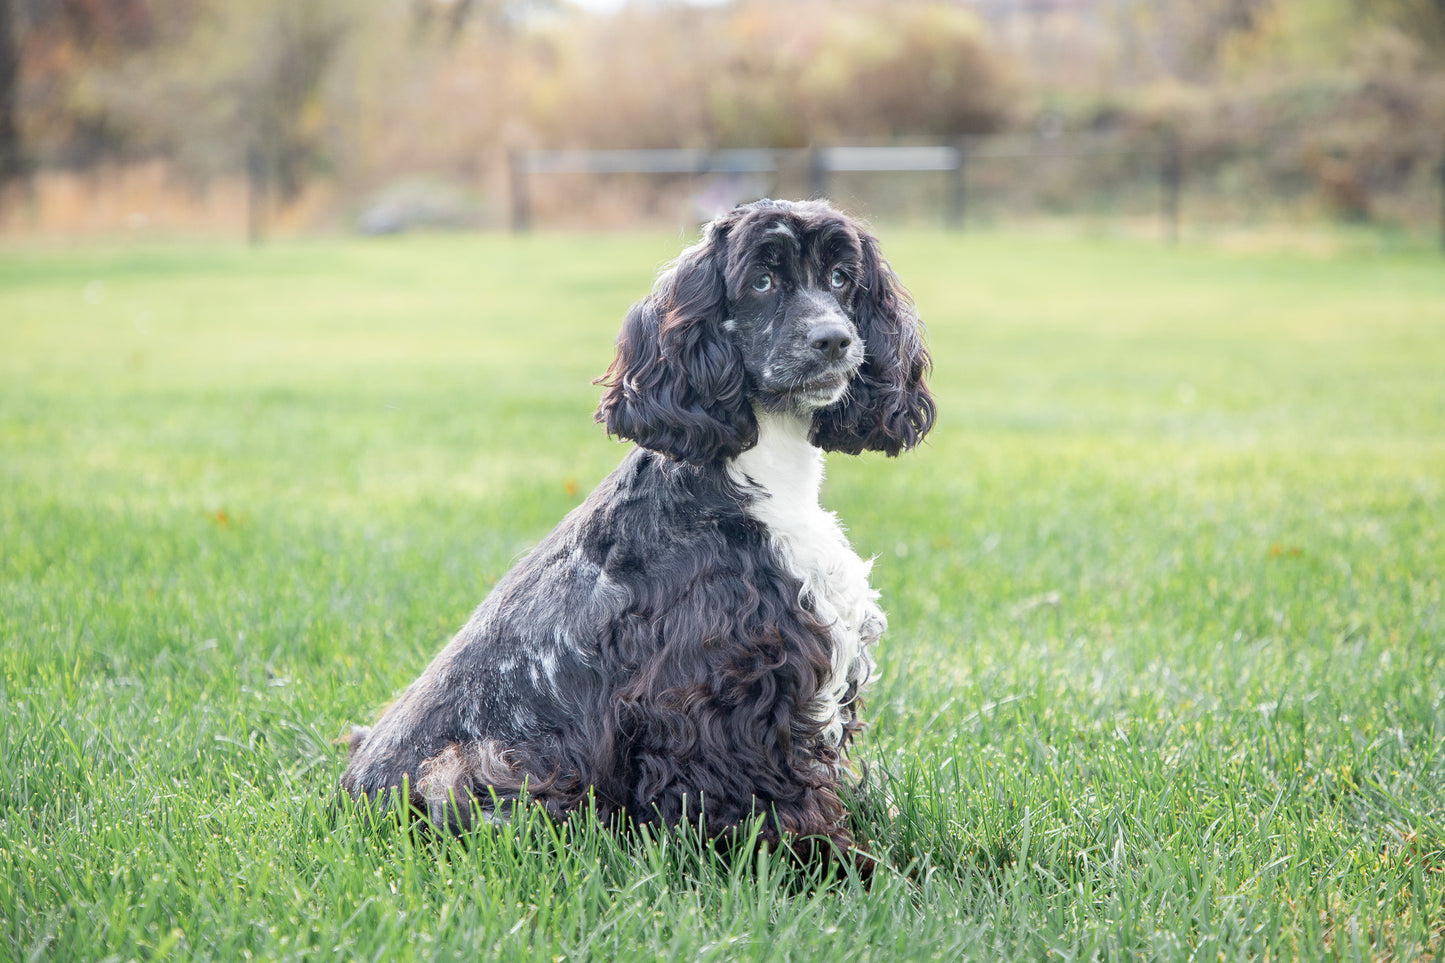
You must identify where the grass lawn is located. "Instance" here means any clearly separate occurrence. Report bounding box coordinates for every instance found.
[1,227,1443,960]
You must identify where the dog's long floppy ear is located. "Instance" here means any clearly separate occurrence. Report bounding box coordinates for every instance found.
[811,231,936,456]
[595,222,757,465]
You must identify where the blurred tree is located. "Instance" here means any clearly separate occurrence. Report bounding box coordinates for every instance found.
[413,0,478,40]
[240,1,349,240]
[0,0,17,184]
[1355,0,1445,49]
[4,0,1438,234]
[1188,0,1277,72]
[245,1,349,202]
[806,3,1017,139]
[410,0,551,42]
[55,0,352,235]
[530,0,1016,150]
[9,0,347,189]
[10,0,171,168]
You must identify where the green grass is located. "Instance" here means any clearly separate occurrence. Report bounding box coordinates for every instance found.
[2,227,1443,961]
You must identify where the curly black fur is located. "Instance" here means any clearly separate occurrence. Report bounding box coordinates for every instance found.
[341,199,933,857]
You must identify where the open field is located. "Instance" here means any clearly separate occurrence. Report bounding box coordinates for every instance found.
[2,228,1443,960]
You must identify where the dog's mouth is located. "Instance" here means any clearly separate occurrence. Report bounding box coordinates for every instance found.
[800,370,851,398]
[765,365,858,411]
[753,341,864,413]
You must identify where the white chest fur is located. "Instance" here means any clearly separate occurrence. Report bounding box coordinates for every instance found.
[727,411,886,748]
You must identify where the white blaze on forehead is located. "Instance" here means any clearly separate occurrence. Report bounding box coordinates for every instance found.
[765,221,795,239]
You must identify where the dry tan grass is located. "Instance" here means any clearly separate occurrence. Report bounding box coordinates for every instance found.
[0,160,339,239]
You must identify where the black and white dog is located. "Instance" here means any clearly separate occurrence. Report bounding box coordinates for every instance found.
[342,199,933,858]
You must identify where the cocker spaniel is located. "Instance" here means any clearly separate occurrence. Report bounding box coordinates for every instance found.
[341,198,934,860]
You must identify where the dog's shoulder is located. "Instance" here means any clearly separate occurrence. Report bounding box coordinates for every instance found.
[567,446,766,567]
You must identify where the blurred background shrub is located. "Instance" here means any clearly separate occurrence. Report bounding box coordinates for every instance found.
[0,0,1442,236]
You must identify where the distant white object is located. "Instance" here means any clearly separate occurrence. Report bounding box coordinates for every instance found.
[357,177,485,235]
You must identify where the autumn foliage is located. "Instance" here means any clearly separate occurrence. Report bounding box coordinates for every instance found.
[2,0,1443,233]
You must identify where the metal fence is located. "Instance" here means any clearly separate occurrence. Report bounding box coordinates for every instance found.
[508,135,1445,247]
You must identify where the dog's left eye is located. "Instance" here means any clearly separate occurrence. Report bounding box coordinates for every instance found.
[829,268,850,289]
[752,273,773,293]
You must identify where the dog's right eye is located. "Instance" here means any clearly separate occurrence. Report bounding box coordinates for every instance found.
[752,273,773,293]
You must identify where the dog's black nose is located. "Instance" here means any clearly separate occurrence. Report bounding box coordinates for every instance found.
[808,323,853,362]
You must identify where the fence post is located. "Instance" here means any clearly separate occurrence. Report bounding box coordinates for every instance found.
[1160,131,1182,246]
[808,147,829,199]
[245,142,267,246]
[1439,138,1445,252]
[508,148,530,233]
[946,139,967,231]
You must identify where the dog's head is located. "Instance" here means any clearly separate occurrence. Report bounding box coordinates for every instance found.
[596,199,935,465]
